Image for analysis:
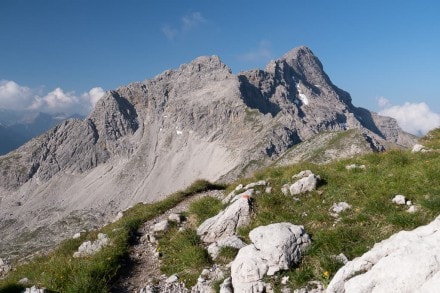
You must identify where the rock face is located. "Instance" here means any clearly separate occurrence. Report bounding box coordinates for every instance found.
[231,223,311,292]
[327,215,440,293]
[0,46,416,260]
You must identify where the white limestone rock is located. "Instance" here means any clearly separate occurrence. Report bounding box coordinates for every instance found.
[153,220,169,233]
[391,194,406,205]
[24,286,46,293]
[327,215,440,293]
[412,144,429,153]
[197,195,252,244]
[290,171,320,195]
[219,277,233,293]
[345,164,366,170]
[168,213,182,223]
[73,233,109,258]
[244,180,267,190]
[231,223,311,292]
[330,202,352,217]
[207,235,247,259]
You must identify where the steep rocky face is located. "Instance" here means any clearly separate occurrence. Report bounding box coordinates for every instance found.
[0,46,415,260]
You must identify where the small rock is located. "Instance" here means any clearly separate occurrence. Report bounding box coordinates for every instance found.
[244,180,267,190]
[219,277,233,293]
[412,144,428,153]
[330,202,352,217]
[207,235,247,259]
[72,232,81,239]
[112,211,124,223]
[18,277,29,284]
[139,285,156,293]
[293,281,325,293]
[153,220,169,233]
[73,233,109,258]
[333,253,349,264]
[406,200,412,206]
[24,286,46,293]
[265,186,273,194]
[281,276,290,285]
[166,273,179,284]
[290,171,320,195]
[235,184,244,191]
[345,164,366,170]
[168,213,181,223]
[392,195,406,205]
[407,205,418,213]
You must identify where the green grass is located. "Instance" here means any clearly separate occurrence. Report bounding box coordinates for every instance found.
[188,196,224,225]
[230,144,440,289]
[0,180,225,293]
[158,228,212,287]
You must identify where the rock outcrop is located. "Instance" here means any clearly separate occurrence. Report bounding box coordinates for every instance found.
[197,193,252,243]
[231,223,311,292]
[327,215,440,292]
[0,46,416,261]
[73,233,109,258]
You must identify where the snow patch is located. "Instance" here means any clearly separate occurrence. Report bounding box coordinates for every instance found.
[296,83,309,106]
[299,93,309,106]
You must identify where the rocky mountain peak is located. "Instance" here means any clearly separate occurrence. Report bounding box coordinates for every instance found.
[0,46,416,262]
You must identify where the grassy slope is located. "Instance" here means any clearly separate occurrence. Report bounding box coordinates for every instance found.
[0,180,225,293]
[1,129,439,292]
[159,129,440,290]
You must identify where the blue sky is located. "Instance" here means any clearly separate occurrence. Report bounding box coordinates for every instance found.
[1,0,439,134]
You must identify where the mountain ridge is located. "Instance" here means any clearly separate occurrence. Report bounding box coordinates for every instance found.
[0,46,415,260]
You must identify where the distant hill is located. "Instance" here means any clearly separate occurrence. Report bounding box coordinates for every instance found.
[0,110,83,155]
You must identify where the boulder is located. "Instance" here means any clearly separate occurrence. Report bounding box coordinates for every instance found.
[290,171,320,195]
[197,194,252,244]
[207,235,247,259]
[73,233,109,258]
[327,215,440,292]
[231,223,311,292]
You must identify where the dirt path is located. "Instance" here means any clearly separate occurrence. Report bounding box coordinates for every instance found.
[109,190,224,292]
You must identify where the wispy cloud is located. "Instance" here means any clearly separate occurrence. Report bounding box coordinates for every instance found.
[238,40,273,62]
[162,11,206,41]
[378,97,440,136]
[0,80,105,115]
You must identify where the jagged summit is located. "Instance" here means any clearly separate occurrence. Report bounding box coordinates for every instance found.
[0,46,415,260]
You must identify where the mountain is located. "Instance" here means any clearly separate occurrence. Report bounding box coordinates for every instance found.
[0,110,82,155]
[0,46,415,260]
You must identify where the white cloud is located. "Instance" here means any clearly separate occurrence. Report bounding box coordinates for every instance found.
[182,12,205,31]
[0,80,104,116]
[162,25,178,41]
[162,11,206,41]
[238,40,273,62]
[0,80,34,110]
[378,98,440,136]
